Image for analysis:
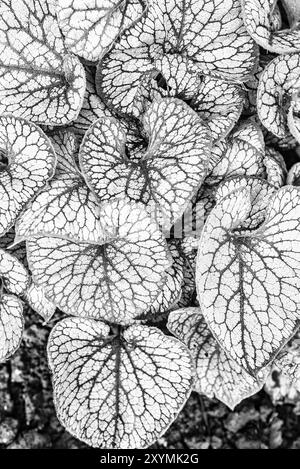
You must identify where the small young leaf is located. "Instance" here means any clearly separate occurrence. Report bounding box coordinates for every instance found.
[196,186,300,374]
[257,53,300,138]
[48,318,193,448]
[167,307,268,409]
[49,131,79,178]
[0,115,56,237]
[0,294,24,362]
[25,282,56,323]
[27,199,171,324]
[0,0,86,125]
[79,98,211,227]
[56,0,147,62]
[97,0,257,116]
[242,0,300,54]
[287,89,300,143]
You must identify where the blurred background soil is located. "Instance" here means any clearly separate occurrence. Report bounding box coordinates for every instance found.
[0,307,300,450]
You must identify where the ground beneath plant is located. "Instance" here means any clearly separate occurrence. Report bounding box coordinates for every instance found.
[0,308,300,450]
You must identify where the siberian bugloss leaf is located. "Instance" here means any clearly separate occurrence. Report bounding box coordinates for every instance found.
[145,241,184,319]
[0,249,29,361]
[0,115,56,237]
[16,131,105,244]
[196,186,300,374]
[79,98,211,227]
[0,0,86,125]
[71,68,113,138]
[167,307,268,409]
[0,294,24,362]
[97,0,257,116]
[206,120,266,185]
[47,318,193,448]
[25,283,56,323]
[242,0,300,54]
[56,0,147,62]
[0,248,29,295]
[26,199,171,324]
[263,147,287,187]
[257,53,300,138]
[190,76,245,141]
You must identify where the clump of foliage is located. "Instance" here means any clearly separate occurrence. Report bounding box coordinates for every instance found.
[0,0,300,449]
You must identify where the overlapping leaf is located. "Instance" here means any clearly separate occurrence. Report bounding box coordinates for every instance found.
[25,282,56,323]
[257,53,300,138]
[48,318,193,448]
[79,98,211,227]
[0,0,86,125]
[0,249,29,361]
[168,307,268,409]
[264,147,287,187]
[0,116,56,237]
[56,0,147,62]
[288,87,300,143]
[196,186,300,374]
[206,120,266,185]
[26,199,171,324]
[214,176,276,231]
[71,68,114,138]
[97,0,257,116]
[145,241,184,320]
[15,129,105,244]
[242,0,300,54]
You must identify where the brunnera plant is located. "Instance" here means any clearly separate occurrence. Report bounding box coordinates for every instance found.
[0,0,300,450]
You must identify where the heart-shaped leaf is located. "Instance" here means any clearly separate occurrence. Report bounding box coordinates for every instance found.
[196,185,300,374]
[167,307,268,409]
[0,115,56,237]
[257,53,300,138]
[79,98,211,228]
[56,0,147,62]
[47,318,193,448]
[242,0,300,54]
[0,0,86,125]
[96,0,257,116]
[26,199,171,324]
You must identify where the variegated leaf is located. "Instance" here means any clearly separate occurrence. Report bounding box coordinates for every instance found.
[97,0,257,116]
[56,0,147,62]
[27,199,171,324]
[79,98,211,228]
[0,0,86,125]
[257,53,300,138]
[48,318,193,448]
[196,186,300,374]
[0,116,56,237]
[242,0,300,54]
